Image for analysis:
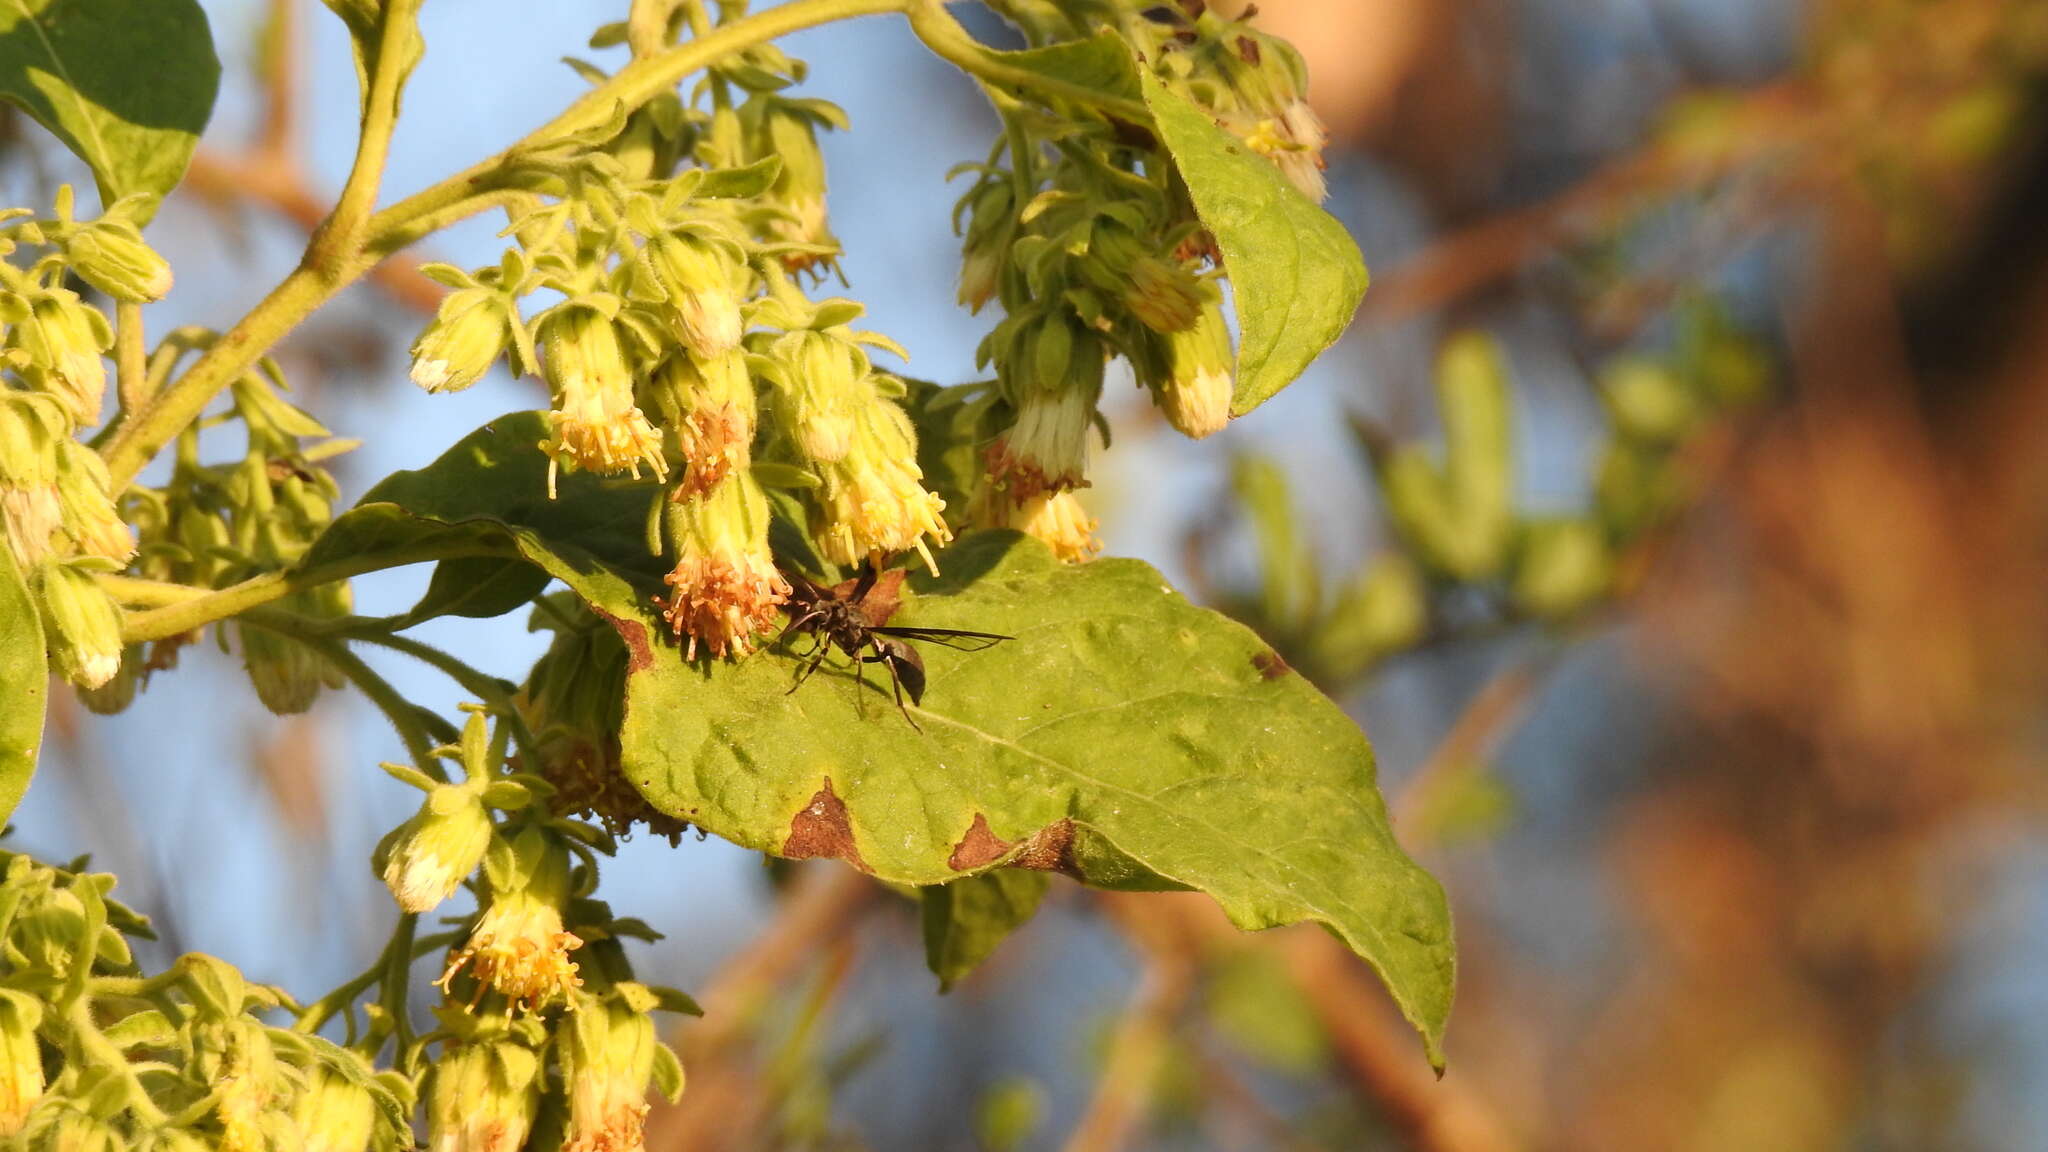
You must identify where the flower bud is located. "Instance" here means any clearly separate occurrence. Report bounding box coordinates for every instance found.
[0,399,63,567]
[293,1064,377,1152]
[378,784,494,914]
[52,441,131,563]
[813,397,952,574]
[13,290,111,427]
[237,620,327,715]
[767,330,865,465]
[539,304,666,487]
[35,562,122,689]
[411,292,509,394]
[66,218,174,303]
[659,471,788,660]
[209,1019,286,1152]
[560,993,666,1152]
[642,232,744,359]
[427,1036,541,1152]
[646,351,756,501]
[749,97,841,266]
[980,489,1100,564]
[986,334,1102,505]
[956,177,1016,314]
[76,644,143,715]
[440,833,582,1012]
[0,990,43,1137]
[30,1107,120,1152]
[1145,299,1234,440]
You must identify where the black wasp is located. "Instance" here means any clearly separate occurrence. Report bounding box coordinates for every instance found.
[777,563,1008,729]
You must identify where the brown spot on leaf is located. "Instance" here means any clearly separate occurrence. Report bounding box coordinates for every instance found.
[948,813,1012,871]
[1236,35,1261,65]
[1012,819,1079,877]
[592,607,654,673]
[783,779,867,871]
[847,568,908,627]
[1253,649,1293,679]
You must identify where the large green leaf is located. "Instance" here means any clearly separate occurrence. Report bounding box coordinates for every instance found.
[309,415,1453,1061]
[0,549,46,826]
[621,531,1452,1062]
[1137,70,1368,417]
[0,0,220,213]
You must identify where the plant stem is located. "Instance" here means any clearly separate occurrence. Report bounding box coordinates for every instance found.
[904,0,1151,125]
[309,1,420,271]
[100,0,909,491]
[339,626,544,769]
[108,537,510,644]
[112,301,147,415]
[243,614,443,772]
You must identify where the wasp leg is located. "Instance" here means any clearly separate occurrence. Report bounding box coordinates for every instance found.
[868,642,922,732]
[785,634,832,695]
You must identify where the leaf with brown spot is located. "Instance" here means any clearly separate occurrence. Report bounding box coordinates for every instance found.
[620,531,1455,1066]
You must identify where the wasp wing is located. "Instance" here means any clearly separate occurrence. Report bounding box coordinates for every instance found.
[872,626,1011,652]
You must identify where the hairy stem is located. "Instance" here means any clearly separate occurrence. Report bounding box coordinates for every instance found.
[112,301,147,415]
[106,537,510,644]
[310,1,421,270]
[905,0,1151,125]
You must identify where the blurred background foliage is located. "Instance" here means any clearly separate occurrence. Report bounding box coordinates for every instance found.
[9,0,2048,1148]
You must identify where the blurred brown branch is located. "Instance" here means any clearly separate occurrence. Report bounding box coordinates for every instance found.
[647,863,877,1152]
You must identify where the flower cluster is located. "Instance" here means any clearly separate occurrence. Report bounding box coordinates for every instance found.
[0,851,414,1152]
[0,188,173,693]
[403,36,956,664]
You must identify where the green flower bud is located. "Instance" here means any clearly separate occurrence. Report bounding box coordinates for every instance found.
[538,304,666,488]
[1145,299,1234,440]
[35,562,122,689]
[767,330,867,465]
[647,351,756,501]
[1512,518,1613,621]
[12,290,111,427]
[293,1064,377,1152]
[426,1037,541,1152]
[956,176,1016,314]
[1318,554,1428,676]
[813,395,952,574]
[377,783,493,914]
[66,218,174,303]
[237,619,327,715]
[76,644,144,715]
[658,471,788,660]
[642,232,744,359]
[0,396,65,571]
[751,98,839,266]
[560,993,666,1152]
[987,321,1104,503]
[1600,358,1697,445]
[410,292,508,394]
[207,1019,286,1152]
[52,441,131,563]
[0,990,44,1137]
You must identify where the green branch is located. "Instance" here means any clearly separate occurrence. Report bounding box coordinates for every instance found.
[904,0,1150,125]
[106,537,510,644]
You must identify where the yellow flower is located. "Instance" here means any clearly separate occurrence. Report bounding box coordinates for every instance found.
[538,304,666,491]
[648,351,756,502]
[292,1064,377,1152]
[560,994,665,1152]
[377,784,493,915]
[427,1037,540,1152]
[813,399,950,574]
[410,292,508,394]
[1003,491,1101,564]
[1147,299,1235,441]
[659,472,789,660]
[985,382,1097,505]
[0,991,42,1137]
[440,888,583,1013]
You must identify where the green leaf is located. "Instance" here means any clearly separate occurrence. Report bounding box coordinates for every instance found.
[0,0,220,214]
[313,417,1453,1063]
[992,30,1141,104]
[392,557,552,629]
[0,549,45,826]
[920,869,1049,991]
[1136,70,1368,417]
[621,531,1453,1063]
